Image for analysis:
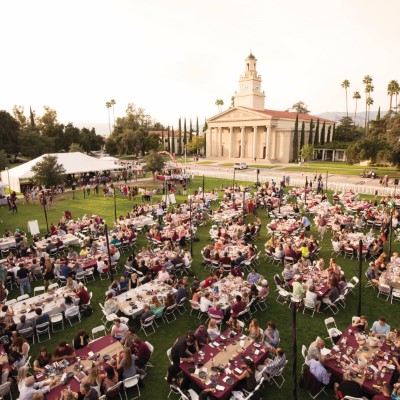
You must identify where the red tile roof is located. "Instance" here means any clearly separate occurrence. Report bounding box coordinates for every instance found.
[240,107,334,123]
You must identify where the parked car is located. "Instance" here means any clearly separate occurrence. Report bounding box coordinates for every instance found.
[234,162,248,170]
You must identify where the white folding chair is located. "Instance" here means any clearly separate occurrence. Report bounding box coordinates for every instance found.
[302,298,317,317]
[176,297,187,315]
[105,381,123,400]
[19,327,35,344]
[301,344,309,371]
[325,317,342,345]
[140,315,156,336]
[48,283,59,290]
[92,325,107,339]
[0,382,12,400]
[163,304,177,323]
[50,313,64,332]
[166,348,173,365]
[391,288,400,304]
[65,306,81,326]
[123,374,140,400]
[377,283,391,301]
[36,322,51,343]
[144,341,154,369]
[34,286,46,296]
[85,268,96,282]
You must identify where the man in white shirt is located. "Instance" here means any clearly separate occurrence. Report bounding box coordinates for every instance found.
[200,292,213,313]
[305,286,321,313]
[19,376,52,400]
[111,318,129,340]
[157,267,170,282]
[100,241,108,253]
[97,257,106,273]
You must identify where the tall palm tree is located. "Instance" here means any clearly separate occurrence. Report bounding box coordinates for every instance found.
[393,81,400,113]
[362,75,373,132]
[353,91,361,125]
[341,80,350,118]
[110,99,116,128]
[366,96,374,132]
[215,99,224,113]
[105,101,112,135]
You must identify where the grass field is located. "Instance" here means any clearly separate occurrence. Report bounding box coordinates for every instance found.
[281,162,400,178]
[1,176,399,400]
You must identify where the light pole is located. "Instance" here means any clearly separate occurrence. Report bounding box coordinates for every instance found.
[189,195,193,256]
[113,187,117,222]
[357,239,363,316]
[43,196,49,233]
[202,175,205,203]
[388,202,395,258]
[104,224,114,283]
[304,176,308,207]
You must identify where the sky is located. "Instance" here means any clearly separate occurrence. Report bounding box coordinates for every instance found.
[1,0,400,135]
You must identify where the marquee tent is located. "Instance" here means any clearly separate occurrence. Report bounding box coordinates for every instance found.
[0,152,123,193]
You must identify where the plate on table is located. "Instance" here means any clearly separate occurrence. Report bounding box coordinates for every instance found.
[20,309,27,314]
[129,302,135,306]
[253,343,261,348]
[103,355,111,361]
[225,377,234,385]
[199,371,207,379]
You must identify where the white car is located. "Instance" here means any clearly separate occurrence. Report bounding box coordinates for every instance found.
[234,162,248,170]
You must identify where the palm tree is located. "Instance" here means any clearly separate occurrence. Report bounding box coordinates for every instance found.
[105,101,112,135]
[110,99,116,128]
[392,81,400,113]
[341,80,350,118]
[362,75,373,132]
[215,99,224,113]
[366,96,374,132]
[353,91,361,125]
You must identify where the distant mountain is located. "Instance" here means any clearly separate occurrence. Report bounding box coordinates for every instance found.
[316,111,388,126]
[74,122,110,136]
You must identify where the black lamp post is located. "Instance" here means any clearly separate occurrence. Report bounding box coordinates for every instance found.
[104,224,114,283]
[291,302,298,400]
[43,196,49,233]
[189,195,193,256]
[357,239,363,316]
[202,175,205,203]
[388,202,395,258]
[325,171,328,195]
[113,187,117,222]
[304,176,308,207]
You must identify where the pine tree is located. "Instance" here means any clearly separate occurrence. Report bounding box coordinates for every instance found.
[29,106,35,128]
[377,106,381,121]
[293,113,299,161]
[167,127,171,152]
[183,118,187,146]
[300,121,305,149]
[308,119,314,145]
[320,121,326,145]
[196,117,199,136]
[171,126,175,154]
[203,118,208,132]
[314,119,320,145]
[178,118,182,154]
[189,119,193,142]
[327,126,332,143]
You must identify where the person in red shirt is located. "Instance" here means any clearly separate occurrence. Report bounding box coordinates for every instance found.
[203,275,217,289]
[52,340,76,362]
[76,283,90,305]
[132,336,152,368]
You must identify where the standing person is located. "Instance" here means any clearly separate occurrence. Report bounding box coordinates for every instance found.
[17,263,31,296]
[301,214,311,236]
[156,205,164,225]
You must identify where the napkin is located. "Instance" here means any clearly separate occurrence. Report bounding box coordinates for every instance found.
[212,342,220,347]
[216,385,225,391]
[254,349,260,355]
[240,335,246,340]
[194,368,199,375]
[88,351,95,357]
[235,368,243,374]
[239,340,245,347]
[209,343,214,348]
[220,335,227,340]
[225,368,232,375]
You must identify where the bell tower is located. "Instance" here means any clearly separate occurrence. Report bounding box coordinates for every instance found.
[233,53,265,110]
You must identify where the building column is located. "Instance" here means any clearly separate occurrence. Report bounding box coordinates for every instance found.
[322,149,326,160]
[240,126,245,158]
[229,127,233,158]
[332,150,336,161]
[270,128,276,159]
[252,126,257,161]
[218,127,222,157]
[265,126,271,159]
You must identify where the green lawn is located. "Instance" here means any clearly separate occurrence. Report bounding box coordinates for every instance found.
[1,177,399,399]
[282,162,400,178]
[197,161,216,165]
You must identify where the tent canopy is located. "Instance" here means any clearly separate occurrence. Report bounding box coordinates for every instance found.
[0,152,122,192]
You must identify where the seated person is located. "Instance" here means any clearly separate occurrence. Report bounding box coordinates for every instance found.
[52,340,76,362]
[370,316,390,338]
[308,357,333,387]
[305,286,321,313]
[76,283,90,305]
[111,318,129,340]
[194,323,208,348]
[140,304,155,324]
[35,308,49,325]
[334,372,364,399]
[33,347,52,373]
[104,292,118,315]
[73,330,91,350]
[352,315,368,331]
[132,336,152,369]
[262,321,280,348]
[258,347,286,377]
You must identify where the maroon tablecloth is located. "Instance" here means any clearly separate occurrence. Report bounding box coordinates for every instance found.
[43,336,119,400]
[325,326,395,397]
[180,330,269,399]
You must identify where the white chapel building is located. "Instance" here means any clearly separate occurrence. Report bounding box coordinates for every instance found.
[206,53,334,163]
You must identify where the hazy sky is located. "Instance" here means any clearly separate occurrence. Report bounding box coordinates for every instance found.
[1,0,400,133]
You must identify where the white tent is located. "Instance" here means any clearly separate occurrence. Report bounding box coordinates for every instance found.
[100,156,120,162]
[0,152,123,192]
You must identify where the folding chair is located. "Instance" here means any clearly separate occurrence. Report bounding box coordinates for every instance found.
[140,315,156,336]
[36,322,51,343]
[163,304,177,323]
[144,341,154,369]
[19,327,35,344]
[377,283,391,301]
[17,294,30,302]
[66,306,82,326]
[325,317,342,345]
[92,325,107,340]
[346,276,359,295]
[34,286,46,296]
[123,374,141,400]
[50,313,64,332]
[302,298,317,317]
[176,297,187,315]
